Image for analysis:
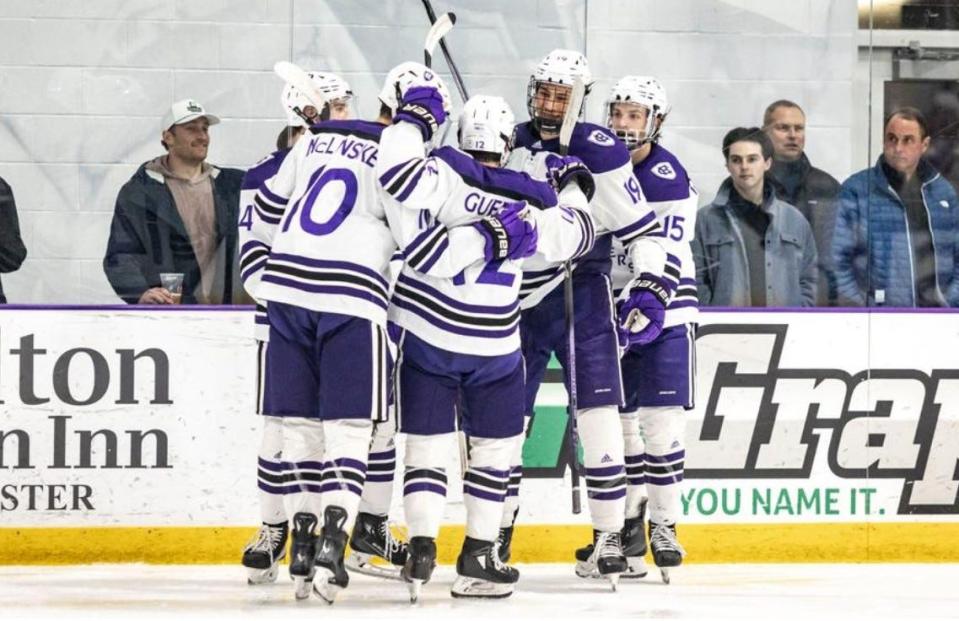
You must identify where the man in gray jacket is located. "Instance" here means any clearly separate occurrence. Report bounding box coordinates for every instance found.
[693,127,818,307]
[763,100,840,305]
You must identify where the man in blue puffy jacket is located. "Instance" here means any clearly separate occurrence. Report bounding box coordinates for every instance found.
[833,107,959,307]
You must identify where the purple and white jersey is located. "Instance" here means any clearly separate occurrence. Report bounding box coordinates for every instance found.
[377,122,594,356]
[239,148,290,341]
[508,121,677,308]
[251,120,395,327]
[611,143,699,328]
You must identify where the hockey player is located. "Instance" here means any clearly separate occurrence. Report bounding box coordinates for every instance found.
[241,72,404,604]
[344,64,457,582]
[237,71,354,586]
[243,62,522,604]
[377,86,596,601]
[504,50,682,587]
[575,76,696,584]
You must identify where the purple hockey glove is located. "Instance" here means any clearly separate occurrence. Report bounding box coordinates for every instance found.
[545,154,596,200]
[473,201,538,262]
[616,273,671,347]
[394,86,447,141]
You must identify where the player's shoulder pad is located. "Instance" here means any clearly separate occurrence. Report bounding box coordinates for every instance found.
[432,146,557,209]
[568,122,629,174]
[241,148,290,190]
[308,119,386,142]
[634,143,693,203]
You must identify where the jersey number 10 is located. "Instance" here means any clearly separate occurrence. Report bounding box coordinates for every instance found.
[282,166,358,236]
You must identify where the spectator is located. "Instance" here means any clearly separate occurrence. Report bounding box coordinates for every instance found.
[763,100,841,305]
[833,108,959,307]
[103,99,247,304]
[0,176,27,303]
[693,127,818,307]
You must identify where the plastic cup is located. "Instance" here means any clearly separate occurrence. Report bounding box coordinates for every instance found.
[159,273,184,304]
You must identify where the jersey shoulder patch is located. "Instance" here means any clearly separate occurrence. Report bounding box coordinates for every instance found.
[568,123,629,175]
[634,145,694,204]
[651,160,677,180]
[586,128,616,148]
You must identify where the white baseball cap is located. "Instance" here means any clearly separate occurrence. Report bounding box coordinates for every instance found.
[161,99,220,131]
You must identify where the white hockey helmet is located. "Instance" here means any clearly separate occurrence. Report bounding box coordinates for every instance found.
[527,48,593,133]
[378,61,453,117]
[606,75,671,148]
[282,71,354,127]
[458,95,515,166]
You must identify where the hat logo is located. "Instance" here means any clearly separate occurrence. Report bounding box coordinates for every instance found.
[186,102,202,113]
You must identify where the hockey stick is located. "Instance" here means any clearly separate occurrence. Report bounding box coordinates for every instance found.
[420,0,469,102]
[273,61,326,112]
[559,77,586,515]
[424,12,455,69]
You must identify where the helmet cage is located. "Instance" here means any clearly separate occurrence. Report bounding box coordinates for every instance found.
[605,76,670,149]
[526,49,593,135]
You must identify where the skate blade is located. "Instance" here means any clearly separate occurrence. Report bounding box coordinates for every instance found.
[622,556,649,580]
[246,563,280,585]
[292,575,313,600]
[345,551,405,581]
[407,578,424,604]
[450,575,514,599]
[606,573,621,592]
[312,569,345,605]
[659,566,678,585]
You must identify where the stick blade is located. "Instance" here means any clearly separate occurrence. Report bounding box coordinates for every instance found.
[423,12,455,68]
[273,61,326,111]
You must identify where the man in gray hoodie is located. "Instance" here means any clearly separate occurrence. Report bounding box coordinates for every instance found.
[103,99,246,305]
[693,127,818,307]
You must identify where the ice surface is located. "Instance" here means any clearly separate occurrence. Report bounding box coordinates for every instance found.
[0,563,954,620]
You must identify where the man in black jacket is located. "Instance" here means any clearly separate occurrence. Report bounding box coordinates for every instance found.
[103,99,247,304]
[0,176,27,303]
[763,100,841,305]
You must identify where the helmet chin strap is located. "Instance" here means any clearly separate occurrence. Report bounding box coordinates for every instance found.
[533,116,562,135]
[293,103,330,125]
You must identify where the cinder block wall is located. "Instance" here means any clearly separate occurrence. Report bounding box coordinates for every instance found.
[0,0,858,303]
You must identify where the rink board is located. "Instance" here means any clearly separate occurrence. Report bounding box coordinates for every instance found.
[0,307,958,563]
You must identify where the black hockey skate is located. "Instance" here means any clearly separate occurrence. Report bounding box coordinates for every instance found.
[312,505,350,604]
[496,525,514,563]
[451,536,520,599]
[289,512,318,600]
[649,522,685,585]
[345,512,408,581]
[401,536,436,603]
[575,501,647,581]
[622,498,650,579]
[241,521,288,585]
[576,530,626,590]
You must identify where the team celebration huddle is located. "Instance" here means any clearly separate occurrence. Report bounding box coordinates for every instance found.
[235,11,696,604]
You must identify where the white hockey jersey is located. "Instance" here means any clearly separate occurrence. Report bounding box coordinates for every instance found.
[248,120,396,327]
[610,143,699,328]
[238,148,290,341]
[377,122,595,356]
[509,121,681,310]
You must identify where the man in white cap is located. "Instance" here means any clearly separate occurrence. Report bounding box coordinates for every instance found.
[103,98,247,305]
